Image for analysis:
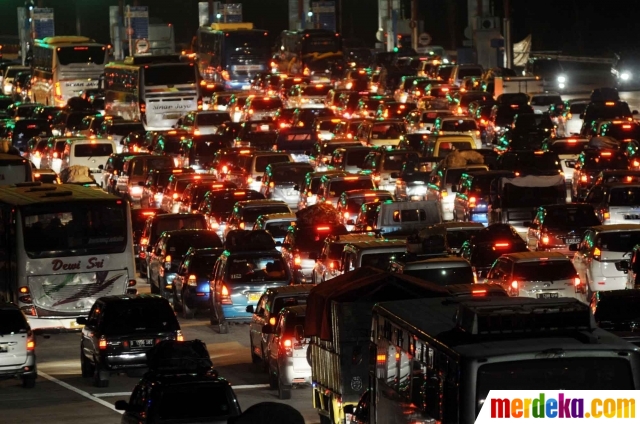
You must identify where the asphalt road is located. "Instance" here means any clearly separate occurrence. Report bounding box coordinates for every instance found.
[2,63,640,424]
[0,281,320,424]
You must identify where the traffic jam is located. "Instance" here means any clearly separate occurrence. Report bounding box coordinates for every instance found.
[0,23,640,424]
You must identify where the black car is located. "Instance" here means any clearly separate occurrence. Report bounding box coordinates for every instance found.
[131,208,165,271]
[172,247,224,319]
[495,150,563,176]
[116,340,241,423]
[459,238,529,279]
[591,289,640,347]
[77,295,182,387]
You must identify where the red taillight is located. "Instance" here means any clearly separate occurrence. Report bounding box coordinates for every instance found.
[541,235,550,245]
[172,193,179,200]
[494,242,509,247]
[26,333,35,351]
[140,237,149,246]
[511,280,518,289]
[220,285,232,304]
[472,289,487,296]
[469,196,476,205]
[294,255,301,266]
[580,175,588,183]
[140,102,146,114]
[574,277,581,287]
[282,338,293,356]
[98,337,107,350]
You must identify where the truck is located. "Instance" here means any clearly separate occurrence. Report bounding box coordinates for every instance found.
[493,76,543,98]
[304,268,448,424]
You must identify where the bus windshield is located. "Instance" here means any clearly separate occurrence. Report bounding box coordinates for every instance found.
[144,64,196,86]
[301,35,341,54]
[22,201,127,258]
[57,46,106,66]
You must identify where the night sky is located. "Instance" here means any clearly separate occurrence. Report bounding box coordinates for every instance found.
[0,0,637,56]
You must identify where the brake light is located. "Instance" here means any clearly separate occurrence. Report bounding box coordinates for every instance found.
[600,152,612,156]
[317,226,330,231]
[282,338,293,356]
[247,176,253,184]
[457,106,462,114]
[376,354,386,363]
[165,255,172,263]
[580,175,588,183]
[472,289,487,296]
[623,124,632,129]
[593,247,601,260]
[176,330,184,342]
[140,237,149,246]
[511,280,518,289]
[283,339,292,347]
[172,193,179,200]
[574,277,581,287]
[140,102,146,113]
[99,337,107,350]
[220,285,232,304]
[294,255,301,266]
[605,101,615,106]
[603,210,610,220]
[469,196,476,205]
[344,211,350,218]
[541,235,550,245]
[494,242,510,247]
[633,160,640,168]
[26,335,35,351]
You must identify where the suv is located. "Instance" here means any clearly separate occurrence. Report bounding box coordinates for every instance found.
[460,238,529,280]
[317,173,376,207]
[432,116,482,148]
[453,170,514,224]
[389,256,475,286]
[572,149,629,201]
[172,247,224,319]
[177,110,231,135]
[584,181,640,225]
[312,233,379,283]
[426,165,489,221]
[525,204,601,253]
[541,137,589,184]
[336,189,394,231]
[252,212,297,248]
[261,162,314,210]
[485,251,583,299]
[281,224,349,284]
[328,145,373,174]
[197,189,266,240]
[209,231,291,333]
[264,305,311,399]
[246,285,312,365]
[119,155,175,203]
[77,295,182,387]
[237,151,293,191]
[0,303,36,388]
[178,181,236,213]
[341,239,407,272]
[224,199,292,240]
[297,170,346,210]
[140,168,194,208]
[572,224,640,296]
[161,174,217,213]
[360,149,421,192]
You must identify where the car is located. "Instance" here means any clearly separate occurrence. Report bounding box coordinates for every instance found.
[359,149,421,192]
[584,181,640,225]
[224,199,292,240]
[161,173,217,213]
[178,181,237,213]
[95,120,145,153]
[459,238,529,280]
[328,145,374,174]
[180,133,230,172]
[419,134,476,159]
[336,189,394,231]
[172,247,224,319]
[571,224,640,297]
[356,119,406,148]
[309,139,359,172]
[484,251,584,299]
[591,289,640,346]
[389,256,474,285]
[494,150,564,177]
[558,99,589,136]
[312,233,380,283]
[264,305,311,399]
[0,303,36,388]
[102,152,143,194]
[296,170,345,210]
[541,137,589,184]
[176,110,231,135]
[281,223,349,284]
[77,295,182,387]
[115,340,241,422]
[197,188,266,240]
[252,212,297,249]
[131,208,165,272]
[431,116,482,149]
[527,92,562,114]
[426,164,489,221]
[119,155,175,203]
[235,151,293,191]
[241,96,283,121]
[571,149,629,201]
[209,230,292,332]
[246,285,312,366]
[317,173,376,207]
[453,170,514,224]
[260,162,314,211]
[341,239,408,272]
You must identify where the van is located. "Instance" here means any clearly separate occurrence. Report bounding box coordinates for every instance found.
[420,134,476,159]
[2,66,29,95]
[118,155,175,203]
[341,239,407,272]
[61,137,116,183]
[363,200,441,238]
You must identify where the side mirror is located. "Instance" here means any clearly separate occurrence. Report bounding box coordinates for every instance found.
[451,184,458,193]
[256,176,262,182]
[245,305,255,313]
[346,219,355,225]
[390,171,400,179]
[294,324,304,341]
[114,400,129,411]
[76,316,88,325]
[262,323,275,334]
[569,243,579,252]
[98,164,104,170]
[293,184,300,191]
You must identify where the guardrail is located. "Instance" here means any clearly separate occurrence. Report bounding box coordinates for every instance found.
[529,52,614,65]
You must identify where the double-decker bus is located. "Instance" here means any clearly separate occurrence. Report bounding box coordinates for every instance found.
[274,29,343,78]
[104,55,198,130]
[196,22,270,90]
[0,183,137,331]
[30,36,107,106]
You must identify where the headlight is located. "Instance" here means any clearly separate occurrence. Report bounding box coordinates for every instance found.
[557,76,566,83]
[621,72,631,81]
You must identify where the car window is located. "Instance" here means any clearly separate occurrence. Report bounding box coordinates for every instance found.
[101,301,178,334]
[0,308,28,334]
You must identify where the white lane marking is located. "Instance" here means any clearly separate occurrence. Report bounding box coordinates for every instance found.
[37,371,123,415]
[232,384,270,389]
[92,392,132,398]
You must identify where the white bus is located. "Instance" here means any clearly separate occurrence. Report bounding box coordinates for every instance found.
[366,297,640,424]
[30,36,107,106]
[104,55,199,131]
[0,183,137,331]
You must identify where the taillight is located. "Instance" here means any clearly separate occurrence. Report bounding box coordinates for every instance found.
[343,212,350,219]
[469,196,476,206]
[282,338,293,356]
[580,174,588,183]
[26,333,35,351]
[140,237,149,246]
[510,281,518,293]
[593,247,601,261]
[294,254,301,266]
[541,235,550,245]
[602,208,610,221]
[220,285,232,304]
[187,275,197,287]
[574,277,581,286]
[239,222,245,229]
[172,193,179,200]
[98,336,107,350]
[140,101,146,114]
[176,330,184,342]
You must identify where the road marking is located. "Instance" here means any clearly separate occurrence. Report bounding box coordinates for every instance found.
[232,384,270,389]
[92,392,132,398]
[37,371,123,415]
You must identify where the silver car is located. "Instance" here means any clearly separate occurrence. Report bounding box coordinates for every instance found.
[0,303,37,388]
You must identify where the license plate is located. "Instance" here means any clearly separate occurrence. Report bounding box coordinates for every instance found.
[131,339,154,348]
[247,293,261,303]
[537,293,559,299]
[0,345,7,353]
[565,238,580,244]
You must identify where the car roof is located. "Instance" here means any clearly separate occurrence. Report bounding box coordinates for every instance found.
[162,229,219,238]
[264,285,313,297]
[402,256,470,269]
[590,224,640,233]
[236,199,288,207]
[259,212,297,222]
[98,294,168,304]
[346,239,407,249]
[154,213,204,221]
[342,189,391,198]
[430,222,485,230]
[503,251,568,262]
[538,203,594,210]
[188,247,224,256]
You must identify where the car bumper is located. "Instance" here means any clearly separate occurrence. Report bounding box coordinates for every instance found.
[0,354,36,379]
[184,290,210,309]
[102,351,149,370]
[221,305,253,321]
[589,274,628,292]
[28,316,86,332]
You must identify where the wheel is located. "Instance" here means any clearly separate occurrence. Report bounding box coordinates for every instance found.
[80,347,95,378]
[22,376,36,388]
[219,322,229,334]
[182,295,195,319]
[93,364,109,388]
[172,288,182,312]
[277,371,292,399]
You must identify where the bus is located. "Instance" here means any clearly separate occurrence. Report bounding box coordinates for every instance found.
[30,36,107,107]
[0,183,137,331]
[274,29,343,78]
[196,22,270,90]
[365,297,640,424]
[104,55,198,131]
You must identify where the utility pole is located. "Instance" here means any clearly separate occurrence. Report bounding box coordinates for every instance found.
[410,0,418,51]
[503,0,512,68]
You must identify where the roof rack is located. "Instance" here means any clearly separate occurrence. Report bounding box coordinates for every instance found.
[457,299,593,335]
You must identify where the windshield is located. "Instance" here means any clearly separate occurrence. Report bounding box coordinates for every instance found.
[371,123,406,139]
[144,64,196,86]
[295,227,347,252]
[513,260,577,280]
[102,301,177,334]
[250,99,283,109]
[441,119,477,132]
[74,143,113,157]
[22,201,127,259]
[530,95,562,106]
[548,141,588,155]
[383,152,419,171]
[438,67,454,80]
[57,46,106,65]
[476,358,633,414]
[241,206,291,223]
[157,137,183,154]
[154,216,206,238]
[601,124,640,141]
[226,255,289,282]
[159,384,233,419]
[197,113,231,126]
[503,184,565,208]
[403,266,473,285]
[542,207,600,229]
[265,221,291,238]
[272,166,313,185]
[596,231,640,252]
[189,254,219,276]
[191,137,227,157]
[346,149,371,166]
[328,179,375,196]
[169,233,222,258]
[254,155,291,172]
[584,154,628,170]
[301,36,341,53]
[0,309,28,335]
[609,187,640,206]
[458,68,482,78]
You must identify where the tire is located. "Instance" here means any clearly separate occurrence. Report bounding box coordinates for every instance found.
[219,322,229,334]
[80,347,95,378]
[172,288,182,312]
[22,376,36,388]
[182,295,195,319]
[277,371,292,399]
[93,364,109,388]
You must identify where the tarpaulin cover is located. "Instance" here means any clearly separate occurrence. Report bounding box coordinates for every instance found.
[295,202,342,226]
[304,267,449,341]
[499,174,564,188]
[588,136,619,150]
[60,165,94,183]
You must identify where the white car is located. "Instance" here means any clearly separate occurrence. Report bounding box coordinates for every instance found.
[426,165,489,221]
[528,92,562,115]
[543,137,589,184]
[0,303,37,388]
[177,110,231,135]
[432,116,482,149]
[572,224,640,296]
[561,99,589,136]
[485,251,585,300]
